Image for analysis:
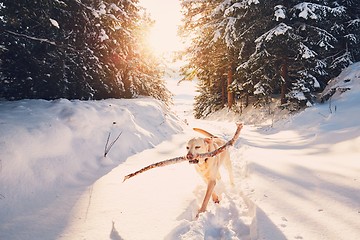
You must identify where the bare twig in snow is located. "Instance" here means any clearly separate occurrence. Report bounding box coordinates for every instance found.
[104,131,122,157]
[123,123,243,182]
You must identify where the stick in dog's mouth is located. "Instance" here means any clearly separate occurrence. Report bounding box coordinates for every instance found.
[188,159,199,164]
[122,123,243,182]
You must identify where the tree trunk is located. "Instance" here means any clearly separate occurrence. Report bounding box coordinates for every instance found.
[221,77,226,105]
[280,59,288,105]
[227,64,234,108]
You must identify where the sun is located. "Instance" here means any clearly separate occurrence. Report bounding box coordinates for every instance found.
[147,22,182,56]
[140,0,183,57]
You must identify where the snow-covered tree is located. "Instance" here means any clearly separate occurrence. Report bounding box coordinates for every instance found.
[325,0,360,76]
[228,1,356,108]
[0,0,170,102]
[179,0,235,118]
[181,0,360,116]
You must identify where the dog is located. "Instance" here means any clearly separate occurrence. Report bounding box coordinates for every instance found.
[186,128,235,217]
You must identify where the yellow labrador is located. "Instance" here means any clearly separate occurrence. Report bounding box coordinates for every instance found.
[186,129,234,217]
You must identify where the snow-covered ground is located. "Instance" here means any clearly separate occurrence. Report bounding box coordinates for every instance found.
[0,63,359,240]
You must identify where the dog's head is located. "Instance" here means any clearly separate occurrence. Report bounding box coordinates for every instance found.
[186,137,212,164]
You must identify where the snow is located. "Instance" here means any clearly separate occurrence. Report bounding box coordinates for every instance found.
[255,23,292,43]
[293,3,345,20]
[321,62,360,100]
[294,2,319,20]
[1,62,360,239]
[49,18,60,29]
[274,5,286,21]
[99,29,109,42]
[224,0,259,15]
[253,82,266,95]
[348,19,360,28]
[299,42,316,59]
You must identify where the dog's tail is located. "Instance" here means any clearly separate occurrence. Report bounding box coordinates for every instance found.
[193,128,217,138]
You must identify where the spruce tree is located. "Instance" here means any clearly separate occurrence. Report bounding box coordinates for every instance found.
[180,0,236,118]
[0,0,170,102]
[181,0,360,116]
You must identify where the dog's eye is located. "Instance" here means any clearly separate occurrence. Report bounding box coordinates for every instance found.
[186,146,189,150]
[195,146,201,149]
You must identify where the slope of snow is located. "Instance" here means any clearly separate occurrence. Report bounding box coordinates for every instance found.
[240,63,360,239]
[0,97,182,240]
[0,62,359,240]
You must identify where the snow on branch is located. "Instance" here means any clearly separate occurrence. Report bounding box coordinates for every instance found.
[308,25,337,49]
[5,30,56,46]
[299,42,316,59]
[293,2,346,20]
[224,0,259,16]
[4,30,81,52]
[49,18,60,29]
[255,23,292,43]
[347,19,360,28]
[274,5,286,21]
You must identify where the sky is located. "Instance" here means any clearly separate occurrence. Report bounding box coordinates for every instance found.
[139,0,184,56]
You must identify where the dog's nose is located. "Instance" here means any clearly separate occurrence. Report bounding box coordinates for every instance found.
[186,153,193,160]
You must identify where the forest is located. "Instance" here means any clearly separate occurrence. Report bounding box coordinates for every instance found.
[1,0,360,118]
[179,0,360,118]
[0,0,170,102]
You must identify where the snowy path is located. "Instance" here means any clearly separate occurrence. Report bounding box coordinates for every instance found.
[55,81,257,239]
[58,77,360,240]
[1,65,359,239]
[58,125,253,240]
[239,126,360,240]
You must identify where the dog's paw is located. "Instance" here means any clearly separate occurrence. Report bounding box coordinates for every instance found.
[212,196,220,204]
[196,208,206,219]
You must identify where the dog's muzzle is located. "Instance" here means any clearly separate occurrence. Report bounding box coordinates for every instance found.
[189,159,199,164]
[187,152,208,164]
[187,153,199,164]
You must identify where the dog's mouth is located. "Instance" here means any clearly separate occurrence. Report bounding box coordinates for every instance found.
[188,158,208,164]
[189,159,199,164]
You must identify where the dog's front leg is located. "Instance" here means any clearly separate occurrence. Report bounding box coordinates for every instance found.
[196,179,216,218]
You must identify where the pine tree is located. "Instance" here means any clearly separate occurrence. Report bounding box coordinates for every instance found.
[0,0,68,99]
[325,0,360,76]
[0,0,170,102]
[179,0,360,116]
[180,0,238,118]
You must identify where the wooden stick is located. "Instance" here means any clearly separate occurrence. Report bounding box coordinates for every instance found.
[123,123,243,182]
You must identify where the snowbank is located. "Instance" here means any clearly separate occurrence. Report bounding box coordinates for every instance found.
[0,97,182,239]
[239,63,360,240]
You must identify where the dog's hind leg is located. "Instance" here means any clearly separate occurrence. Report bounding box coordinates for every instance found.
[224,157,235,186]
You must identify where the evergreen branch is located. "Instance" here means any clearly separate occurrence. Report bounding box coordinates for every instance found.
[4,30,79,52]
[5,30,57,45]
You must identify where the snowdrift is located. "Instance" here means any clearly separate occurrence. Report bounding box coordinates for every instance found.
[0,97,182,239]
[239,62,360,240]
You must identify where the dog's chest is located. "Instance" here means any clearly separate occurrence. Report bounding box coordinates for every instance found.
[195,157,217,180]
